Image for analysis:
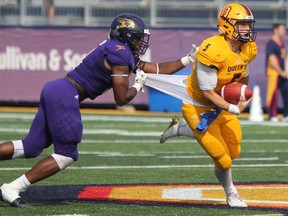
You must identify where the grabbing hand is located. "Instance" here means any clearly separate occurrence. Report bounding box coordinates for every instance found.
[132,69,147,92]
[181,44,199,66]
[187,44,199,63]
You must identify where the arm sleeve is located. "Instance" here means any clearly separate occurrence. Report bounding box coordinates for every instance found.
[197,61,218,90]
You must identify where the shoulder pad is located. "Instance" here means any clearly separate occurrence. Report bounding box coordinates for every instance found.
[105,40,134,69]
[241,42,258,62]
[197,36,226,68]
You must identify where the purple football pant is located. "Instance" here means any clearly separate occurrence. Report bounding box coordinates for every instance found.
[22,78,83,161]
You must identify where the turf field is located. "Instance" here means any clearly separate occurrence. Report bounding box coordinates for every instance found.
[0,108,288,216]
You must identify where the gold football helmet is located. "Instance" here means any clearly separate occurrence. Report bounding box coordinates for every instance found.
[218,3,257,43]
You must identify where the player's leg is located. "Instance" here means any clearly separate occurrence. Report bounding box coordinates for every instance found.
[217,111,246,207]
[22,78,80,194]
[278,78,288,120]
[160,115,194,143]
[214,167,246,207]
[0,105,53,207]
[0,140,22,160]
[0,79,79,207]
[182,104,246,207]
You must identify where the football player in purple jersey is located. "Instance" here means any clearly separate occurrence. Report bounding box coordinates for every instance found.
[0,13,197,207]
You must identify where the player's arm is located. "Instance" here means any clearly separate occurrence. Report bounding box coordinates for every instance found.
[197,62,231,110]
[198,62,250,114]
[268,54,287,78]
[111,65,145,106]
[138,60,185,75]
[136,44,198,74]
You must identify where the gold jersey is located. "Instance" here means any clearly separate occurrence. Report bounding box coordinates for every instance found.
[186,35,258,107]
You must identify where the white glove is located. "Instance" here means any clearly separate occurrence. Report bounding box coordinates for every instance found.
[188,44,199,62]
[132,69,147,92]
[181,44,199,66]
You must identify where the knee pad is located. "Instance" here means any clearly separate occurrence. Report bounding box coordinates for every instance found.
[51,153,74,170]
[12,140,25,159]
[214,154,232,170]
[229,145,241,160]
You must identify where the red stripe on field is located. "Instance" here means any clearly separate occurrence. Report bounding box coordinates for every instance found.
[77,186,114,199]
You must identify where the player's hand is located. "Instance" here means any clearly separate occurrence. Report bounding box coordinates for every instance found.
[187,44,199,63]
[132,69,147,92]
[181,44,199,66]
[228,96,252,115]
[237,96,252,113]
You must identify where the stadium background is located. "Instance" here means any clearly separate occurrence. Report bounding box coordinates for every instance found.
[1,1,288,215]
[0,0,288,113]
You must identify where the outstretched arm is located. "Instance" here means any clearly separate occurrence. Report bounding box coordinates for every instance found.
[139,60,185,75]
[136,44,198,75]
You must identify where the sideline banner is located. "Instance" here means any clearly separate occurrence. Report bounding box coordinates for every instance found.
[0,27,273,108]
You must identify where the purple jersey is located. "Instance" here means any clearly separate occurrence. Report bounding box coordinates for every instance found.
[67,39,135,100]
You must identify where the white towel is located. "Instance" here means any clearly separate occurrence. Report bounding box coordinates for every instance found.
[145,74,192,103]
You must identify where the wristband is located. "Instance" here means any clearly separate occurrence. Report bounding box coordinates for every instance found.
[228,104,240,115]
[181,56,191,67]
[156,63,159,74]
[132,83,141,92]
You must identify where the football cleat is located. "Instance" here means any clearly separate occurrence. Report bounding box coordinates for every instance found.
[160,116,180,143]
[0,183,30,208]
[10,198,31,208]
[226,193,247,207]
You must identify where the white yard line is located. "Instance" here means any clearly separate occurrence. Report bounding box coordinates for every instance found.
[0,127,287,143]
[86,153,278,161]
[1,112,288,126]
[238,215,284,216]
[50,215,89,216]
[1,163,288,171]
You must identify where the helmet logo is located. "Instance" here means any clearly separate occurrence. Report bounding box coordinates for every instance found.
[220,6,232,19]
[117,18,135,29]
[115,45,126,51]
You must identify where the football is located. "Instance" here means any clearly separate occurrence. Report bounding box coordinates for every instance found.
[221,82,253,105]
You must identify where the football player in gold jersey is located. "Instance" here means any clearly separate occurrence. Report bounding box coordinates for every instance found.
[160,3,257,207]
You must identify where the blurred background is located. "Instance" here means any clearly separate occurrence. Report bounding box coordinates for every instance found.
[0,0,286,27]
[0,0,287,115]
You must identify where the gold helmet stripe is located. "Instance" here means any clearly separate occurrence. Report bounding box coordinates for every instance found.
[117,18,135,29]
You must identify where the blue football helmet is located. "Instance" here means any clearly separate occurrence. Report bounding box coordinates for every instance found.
[109,13,150,56]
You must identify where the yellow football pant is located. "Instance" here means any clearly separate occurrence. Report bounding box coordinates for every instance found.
[182,103,242,170]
